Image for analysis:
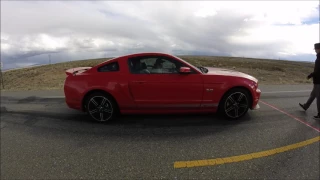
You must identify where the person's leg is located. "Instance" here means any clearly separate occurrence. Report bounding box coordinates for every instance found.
[314,84,320,119]
[300,84,316,110]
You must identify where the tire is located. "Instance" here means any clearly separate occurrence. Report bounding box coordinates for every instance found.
[85,92,118,122]
[218,88,251,120]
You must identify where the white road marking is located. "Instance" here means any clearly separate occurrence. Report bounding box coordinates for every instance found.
[262,90,311,94]
[41,96,65,98]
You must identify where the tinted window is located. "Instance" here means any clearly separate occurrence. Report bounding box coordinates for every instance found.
[128,55,193,74]
[98,62,119,72]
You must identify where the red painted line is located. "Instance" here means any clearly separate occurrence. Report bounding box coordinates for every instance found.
[260,100,320,133]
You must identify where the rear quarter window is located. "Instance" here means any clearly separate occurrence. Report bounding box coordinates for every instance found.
[97,62,119,72]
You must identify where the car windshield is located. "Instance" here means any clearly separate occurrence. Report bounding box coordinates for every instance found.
[173,55,208,73]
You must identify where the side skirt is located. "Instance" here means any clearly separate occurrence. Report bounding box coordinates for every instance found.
[119,103,218,114]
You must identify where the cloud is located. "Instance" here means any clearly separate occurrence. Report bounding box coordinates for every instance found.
[1,1,319,69]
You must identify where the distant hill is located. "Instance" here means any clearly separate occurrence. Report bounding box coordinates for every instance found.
[0,56,314,91]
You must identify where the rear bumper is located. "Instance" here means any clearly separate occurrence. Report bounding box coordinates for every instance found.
[65,98,82,111]
[64,80,83,111]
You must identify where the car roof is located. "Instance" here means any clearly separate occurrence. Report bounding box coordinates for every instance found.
[93,51,202,74]
[95,52,174,66]
[121,52,172,58]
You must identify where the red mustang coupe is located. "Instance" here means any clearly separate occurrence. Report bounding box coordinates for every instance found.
[64,52,261,122]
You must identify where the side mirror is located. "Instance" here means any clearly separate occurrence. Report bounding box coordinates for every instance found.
[179,67,191,74]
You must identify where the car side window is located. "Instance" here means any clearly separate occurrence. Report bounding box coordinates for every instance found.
[128,55,191,74]
[98,62,119,72]
[128,56,158,74]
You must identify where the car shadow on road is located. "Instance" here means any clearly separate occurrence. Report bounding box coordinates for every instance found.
[111,113,252,127]
[3,108,255,138]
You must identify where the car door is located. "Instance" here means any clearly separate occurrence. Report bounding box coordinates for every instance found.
[127,55,204,109]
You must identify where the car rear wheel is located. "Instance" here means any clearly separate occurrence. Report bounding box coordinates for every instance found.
[85,92,117,122]
[219,88,251,119]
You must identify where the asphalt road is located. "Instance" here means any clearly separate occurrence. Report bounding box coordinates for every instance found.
[1,84,320,180]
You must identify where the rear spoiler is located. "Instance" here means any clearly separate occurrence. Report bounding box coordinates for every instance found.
[65,67,92,76]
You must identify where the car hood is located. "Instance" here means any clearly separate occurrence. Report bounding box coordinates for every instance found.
[205,67,258,83]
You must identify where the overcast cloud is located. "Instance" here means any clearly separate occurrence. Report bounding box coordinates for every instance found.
[1,1,319,70]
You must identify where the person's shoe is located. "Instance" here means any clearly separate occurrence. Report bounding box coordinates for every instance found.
[313,114,320,120]
[299,103,307,111]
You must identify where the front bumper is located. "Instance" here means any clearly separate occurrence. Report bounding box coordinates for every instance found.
[251,88,261,110]
[252,103,260,110]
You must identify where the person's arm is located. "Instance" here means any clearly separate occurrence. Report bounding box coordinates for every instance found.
[314,58,320,77]
[308,58,320,79]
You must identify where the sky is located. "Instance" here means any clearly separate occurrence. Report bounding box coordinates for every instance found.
[1,1,319,70]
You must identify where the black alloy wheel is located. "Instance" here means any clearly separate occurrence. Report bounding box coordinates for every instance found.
[85,92,117,122]
[219,88,250,119]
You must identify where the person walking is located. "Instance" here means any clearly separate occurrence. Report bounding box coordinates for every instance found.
[299,43,320,120]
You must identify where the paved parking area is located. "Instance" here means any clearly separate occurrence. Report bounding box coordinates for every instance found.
[1,84,319,179]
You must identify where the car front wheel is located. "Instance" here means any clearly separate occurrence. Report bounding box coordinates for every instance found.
[85,92,117,122]
[219,88,251,119]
